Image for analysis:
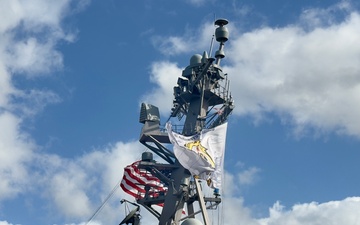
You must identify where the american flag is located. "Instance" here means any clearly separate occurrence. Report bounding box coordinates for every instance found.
[120,161,167,199]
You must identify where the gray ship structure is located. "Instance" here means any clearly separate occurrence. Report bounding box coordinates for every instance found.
[119,18,234,225]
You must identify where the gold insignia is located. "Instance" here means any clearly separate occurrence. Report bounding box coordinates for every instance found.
[184,141,215,168]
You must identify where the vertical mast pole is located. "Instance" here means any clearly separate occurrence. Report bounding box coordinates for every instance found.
[136,18,231,225]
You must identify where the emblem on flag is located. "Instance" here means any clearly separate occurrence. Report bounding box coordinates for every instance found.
[166,122,228,190]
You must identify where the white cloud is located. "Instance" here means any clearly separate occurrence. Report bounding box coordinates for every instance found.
[299,1,352,29]
[0,0,89,33]
[0,111,35,200]
[141,61,182,115]
[186,0,206,7]
[0,0,156,223]
[0,0,85,79]
[0,63,16,109]
[2,114,360,225]
[152,22,216,56]
[0,221,15,225]
[1,136,145,223]
[33,141,144,221]
[10,89,62,118]
[6,37,64,76]
[146,3,360,138]
[221,197,260,225]
[238,167,261,185]
[7,195,360,225]
[2,1,360,225]
[213,173,360,225]
[226,9,360,137]
[0,0,82,202]
[0,0,110,224]
[49,168,93,218]
[258,197,360,225]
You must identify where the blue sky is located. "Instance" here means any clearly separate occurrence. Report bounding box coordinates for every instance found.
[1,0,360,224]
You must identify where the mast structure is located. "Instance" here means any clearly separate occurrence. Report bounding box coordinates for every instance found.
[128,19,234,225]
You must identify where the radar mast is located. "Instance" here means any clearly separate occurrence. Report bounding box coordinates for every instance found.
[122,18,234,225]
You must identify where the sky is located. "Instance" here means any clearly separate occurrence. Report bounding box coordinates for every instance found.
[1,0,360,224]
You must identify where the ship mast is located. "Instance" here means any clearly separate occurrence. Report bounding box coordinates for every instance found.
[134,18,233,225]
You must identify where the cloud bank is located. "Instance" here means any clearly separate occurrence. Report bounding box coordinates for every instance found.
[1,0,360,225]
[0,0,72,201]
[147,2,360,138]
[258,197,360,225]
[226,9,360,138]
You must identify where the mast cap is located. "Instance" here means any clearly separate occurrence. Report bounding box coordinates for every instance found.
[214,18,228,26]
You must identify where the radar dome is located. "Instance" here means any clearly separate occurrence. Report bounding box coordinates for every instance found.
[190,54,202,65]
[181,218,203,225]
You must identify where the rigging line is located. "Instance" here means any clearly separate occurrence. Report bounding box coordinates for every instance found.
[85,179,121,225]
[209,13,216,57]
[219,169,225,225]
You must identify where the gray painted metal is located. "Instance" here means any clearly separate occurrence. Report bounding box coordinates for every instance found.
[134,18,234,225]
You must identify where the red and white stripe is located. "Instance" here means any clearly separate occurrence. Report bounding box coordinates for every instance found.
[120,161,167,199]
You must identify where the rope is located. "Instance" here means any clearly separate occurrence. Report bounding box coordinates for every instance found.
[85,179,121,225]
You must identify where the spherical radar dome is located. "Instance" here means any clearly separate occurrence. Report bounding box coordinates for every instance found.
[181,218,203,225]
[190,54,202,65]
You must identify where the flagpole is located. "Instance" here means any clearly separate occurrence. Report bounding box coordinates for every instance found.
[194,176,211,225]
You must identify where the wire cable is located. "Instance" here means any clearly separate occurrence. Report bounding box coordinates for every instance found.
[85,179,121,225]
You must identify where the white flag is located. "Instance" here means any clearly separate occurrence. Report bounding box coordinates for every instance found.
[166,122,227,189]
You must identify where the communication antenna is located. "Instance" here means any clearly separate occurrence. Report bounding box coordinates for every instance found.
[208,13,216,57]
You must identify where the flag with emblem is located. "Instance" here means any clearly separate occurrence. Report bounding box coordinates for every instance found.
[166,122,228,190]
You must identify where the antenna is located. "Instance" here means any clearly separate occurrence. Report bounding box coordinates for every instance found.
[209,33,215,58]
[214,18,229,66]
[208,13,216,57]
